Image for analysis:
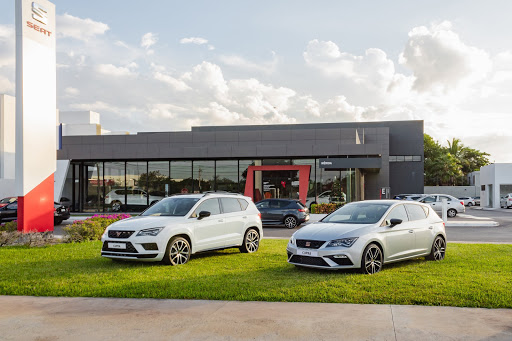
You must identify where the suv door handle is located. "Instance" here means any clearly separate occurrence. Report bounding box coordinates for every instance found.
[428,226,433,230]
[242,216,247,219]
[408,230,414,233]
[218,219,224,223]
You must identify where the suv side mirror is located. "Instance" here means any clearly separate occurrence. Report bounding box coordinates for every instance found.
[198,211,211,220]
[389,218,402,227]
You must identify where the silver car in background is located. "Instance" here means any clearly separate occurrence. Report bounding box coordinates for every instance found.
[287,200,446,274]
[417,194,465,217]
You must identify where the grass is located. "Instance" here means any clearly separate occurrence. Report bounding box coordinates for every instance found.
[0,240,511,308]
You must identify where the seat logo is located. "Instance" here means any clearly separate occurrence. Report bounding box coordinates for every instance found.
[32,2,48,25]
[305,242,311,247]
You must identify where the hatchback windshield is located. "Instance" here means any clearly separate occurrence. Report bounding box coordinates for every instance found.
[141,197,200,216]
[322,202,392,224]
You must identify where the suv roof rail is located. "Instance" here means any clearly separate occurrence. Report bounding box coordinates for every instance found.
[202,191,243,197]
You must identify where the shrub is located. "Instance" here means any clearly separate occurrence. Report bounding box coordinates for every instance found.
[0,221,57,247]
[64,214,132,242]
[311,203,344,214]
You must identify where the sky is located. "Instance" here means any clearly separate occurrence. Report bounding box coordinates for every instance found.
[0,0,511,162]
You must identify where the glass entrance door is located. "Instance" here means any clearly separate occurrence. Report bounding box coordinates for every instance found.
[261,170,299,200]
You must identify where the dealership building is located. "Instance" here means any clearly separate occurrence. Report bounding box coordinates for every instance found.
[55,120,424,212]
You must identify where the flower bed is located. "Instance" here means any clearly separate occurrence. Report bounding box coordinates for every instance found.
[64,214,132,242]
[310,203,344,214]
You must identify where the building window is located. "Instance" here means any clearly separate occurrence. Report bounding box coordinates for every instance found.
[193,160,214,193]
[148,161,170,199]
[104,162,126,212]
[413,155,422,161]
[216,160,239,192]
[171,161,192,195]
[126,162,148,212]
[390,155,422,162]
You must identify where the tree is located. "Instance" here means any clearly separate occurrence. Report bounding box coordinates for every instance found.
[423,134,490,186]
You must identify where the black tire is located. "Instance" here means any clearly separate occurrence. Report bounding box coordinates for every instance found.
[426,236,446,261]
[467,202,472,207]
[360,243,383,275]
[111,200,122,212]
[284,216,298,229]
[239,228,260,253]
[162,236,191,265]
[54,218,63,226]
[447,208,457,218]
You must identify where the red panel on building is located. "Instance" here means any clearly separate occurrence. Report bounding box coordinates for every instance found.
[17,174,54,233]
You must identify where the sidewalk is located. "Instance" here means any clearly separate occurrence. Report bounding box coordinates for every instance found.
[1,296,511,341]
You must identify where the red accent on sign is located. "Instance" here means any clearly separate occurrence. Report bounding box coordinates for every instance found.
[181,188,189,194]
[26,21,52,37]
[244,165,311,205]
[17,173,54,233]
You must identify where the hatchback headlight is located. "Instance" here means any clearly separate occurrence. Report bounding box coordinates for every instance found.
[326,237,358,248]
[289,235,296,245]
[136,227,164,237]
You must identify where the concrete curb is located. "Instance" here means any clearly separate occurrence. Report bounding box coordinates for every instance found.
[445,221,499,227]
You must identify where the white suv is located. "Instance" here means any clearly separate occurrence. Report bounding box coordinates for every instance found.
[101,193,263,265]
[105,189,164,211]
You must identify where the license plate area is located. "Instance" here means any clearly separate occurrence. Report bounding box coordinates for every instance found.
[108,242,126,249]
[297,249,318,257]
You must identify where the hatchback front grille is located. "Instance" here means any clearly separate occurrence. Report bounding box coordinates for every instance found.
[102,241,138,253]
[296,240,325,249]
[108,230,135,239]
[290,255,329,267]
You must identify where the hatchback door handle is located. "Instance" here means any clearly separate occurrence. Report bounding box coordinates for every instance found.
[242,216,247,219]
[428,226,433,230]
[218,219,224,223]
[408,230,414,233]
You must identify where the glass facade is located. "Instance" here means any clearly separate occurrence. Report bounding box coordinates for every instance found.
[64,158,364,212]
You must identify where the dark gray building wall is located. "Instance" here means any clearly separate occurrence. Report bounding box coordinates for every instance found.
[58,120,423,199]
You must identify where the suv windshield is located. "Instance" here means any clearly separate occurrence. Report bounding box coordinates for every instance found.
[141,197,200,216]
[321,202,392,224]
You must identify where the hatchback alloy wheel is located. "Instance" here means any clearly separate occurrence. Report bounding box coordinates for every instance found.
[361,243,383,274]
[284,216,298,229]
[427,236,446,261]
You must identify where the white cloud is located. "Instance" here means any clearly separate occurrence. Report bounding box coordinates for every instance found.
[64,87,79,96]
[153,71,191,91]
[399,21,492,93]
[180,37,208,45]
[219,52,278,74]
[141,32,157,49]
[96,64,137,77]
[57,13,109,41]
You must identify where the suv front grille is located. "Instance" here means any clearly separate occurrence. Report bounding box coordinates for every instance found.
[296,240,325,249]
[102,241,138,253]
[108,230,135,239]
[290,255,329,267]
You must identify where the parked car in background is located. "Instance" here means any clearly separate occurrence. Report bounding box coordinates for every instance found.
[305,190,332,209]
[0,197,16,208]
[417,194,465,217]
[105,189,164,212]
[459,197,476,207]
[101,193,262,265]
[393,194,425,201]
[501,194,512,209]
[287,200,446,274]
[474,196,481,206]
[256,199,309,229]
[0,200,69,225]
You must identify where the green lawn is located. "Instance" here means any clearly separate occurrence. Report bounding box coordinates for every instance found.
[0,240,511,308]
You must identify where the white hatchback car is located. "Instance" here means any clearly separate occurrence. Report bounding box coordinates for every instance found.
[105,189,164,211]
[501,194,512,209]
[101,193,263,265]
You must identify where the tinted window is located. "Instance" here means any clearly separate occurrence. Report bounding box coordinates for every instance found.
[422,196,436,203]
[405,204,427,221]
[221,198,242,213]
[115,190,125,195]
[194,199,221,216]
[256,201,269,209]
[238,199,249,210]
[322,203,391,224]
[269,200,289,208]
[6,202,17,210]
[141,197,199,216]
[385,205,409,223]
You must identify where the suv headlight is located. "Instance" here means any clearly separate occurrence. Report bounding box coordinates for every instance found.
[326,237,358,248]
[136,227,164,237]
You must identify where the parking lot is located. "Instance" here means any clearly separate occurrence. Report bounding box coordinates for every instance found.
[263,207,512,243]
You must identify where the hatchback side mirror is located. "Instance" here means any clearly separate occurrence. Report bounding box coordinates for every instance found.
[389,218,402,227]
[198,211,211,220]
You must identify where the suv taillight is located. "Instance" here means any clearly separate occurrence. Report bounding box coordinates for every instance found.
[460,201,464,206]
[297,209,305,212]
